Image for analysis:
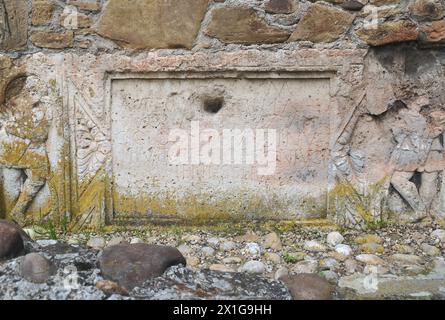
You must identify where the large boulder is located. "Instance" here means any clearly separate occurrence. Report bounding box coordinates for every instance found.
[99,243,186,290]
[279,274,334,300]
[0,220,26,261]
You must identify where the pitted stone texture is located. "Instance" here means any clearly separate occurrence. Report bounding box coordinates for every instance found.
[96,0,209,49]
[289,4,355,43]
[205,7,291,44]
[99,244,186,290]
[0,0,28,50]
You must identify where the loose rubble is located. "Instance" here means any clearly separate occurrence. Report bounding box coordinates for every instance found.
[1,220,445,300]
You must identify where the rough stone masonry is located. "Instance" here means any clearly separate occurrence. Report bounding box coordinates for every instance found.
[0,0,445,231]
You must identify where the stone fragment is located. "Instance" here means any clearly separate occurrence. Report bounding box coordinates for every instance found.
[0,0,28,50]
[32,0,55,26]
[96,0,209,49]
[186,256,200,268]
[431,229,445,242]
[244,242,262,257]
[304,240,327,252]
[390,254,423,266]
[87,236,106,250]
[30,31,74,49]
[288,4,355,43]
[327,231,344,246]
[205,7,291,44]
[265,252,281,264]
[0,221,25,261]
[209,264,235,273]
[274,267,289,280]
[420,243,441,256]
[107,237,126,247]
[240,260,266,274]
[320,270,339,284]
[344,258,358,274]
[393,244,415,254]
[420,21,445,43]
[265,0,296,14]
[264,232,283,250]
[222,257,242,264]
[99,243,186,290]
[201,246,215,257]
[177,244,193,256]
[356,20,419,46]
[335,244,352,256]
[319,258,339,270]
[356,254,386,265]
[291,259,318,274]
[280,274,334,300]
[220,240,236,251]
[409,0,444,20]
[95,280,129,296]
[130,238,144,244]
[360,242,385,254]
[234,232,260,243]
[354,234,383,244]
[20,253,56,283]
[341,0,366,11]
[67,0,101,12]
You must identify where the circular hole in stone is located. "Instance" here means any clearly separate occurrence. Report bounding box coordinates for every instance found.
[203,97,224,114]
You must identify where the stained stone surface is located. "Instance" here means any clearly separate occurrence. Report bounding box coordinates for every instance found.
[205,7,291,43]
[96,0,209,49]
[0,0,28,50]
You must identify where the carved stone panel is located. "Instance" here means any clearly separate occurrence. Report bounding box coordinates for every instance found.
[110,73,332,220]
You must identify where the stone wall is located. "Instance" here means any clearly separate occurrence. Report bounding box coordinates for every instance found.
[0,0,445,230]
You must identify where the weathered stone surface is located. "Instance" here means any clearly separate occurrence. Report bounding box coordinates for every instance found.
[264,232,283,250]
[420,20,445,43]
[30,31,74,49]
[205,7,291,44]
[20,253,55,283]
[96,0,209,49]
[265,0,296,14]
[32,0,55,26]
[0,221,25,261]
[410,0,444,20]
[99,244,186,290]
[280,274,334,300]
[356,20,419,46]
[289,4,355,43]
[0,0,28,50]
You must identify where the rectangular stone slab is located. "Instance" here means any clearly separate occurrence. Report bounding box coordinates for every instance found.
[110,72,332,220]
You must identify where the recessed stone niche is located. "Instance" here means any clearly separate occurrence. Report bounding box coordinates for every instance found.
[109,72,333,220]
